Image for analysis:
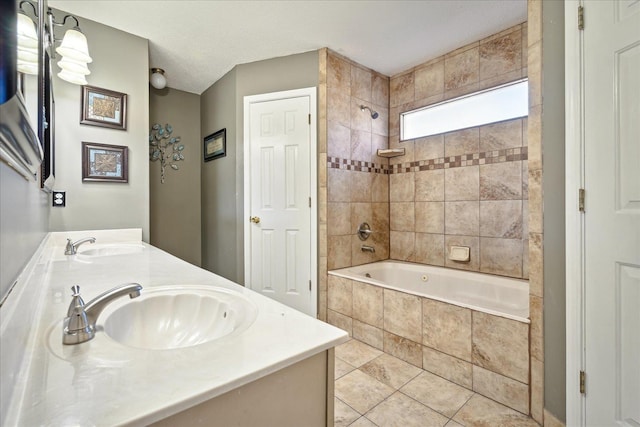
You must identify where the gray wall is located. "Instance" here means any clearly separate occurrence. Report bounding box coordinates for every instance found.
[149,88,202,266]
[0,164,49,301]
[542,1,566,421]
[201,51,319,284]
[48,14,150,241]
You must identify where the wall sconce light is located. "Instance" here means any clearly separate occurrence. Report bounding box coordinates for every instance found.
[16,1,92,85]
[150,68,167,89]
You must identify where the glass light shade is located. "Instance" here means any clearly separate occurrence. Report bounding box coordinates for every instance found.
[17,13,38,49]
[56,29,92,63]
[18,47,38,63]
[150,70,167,89]
[58,57,91,75]
[18,60,38,75]
[58,69,88,85]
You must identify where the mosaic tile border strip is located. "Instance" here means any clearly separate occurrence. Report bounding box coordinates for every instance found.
[327,147,528,174]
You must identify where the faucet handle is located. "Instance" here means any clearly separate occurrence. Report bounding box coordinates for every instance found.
[67,285,86,317]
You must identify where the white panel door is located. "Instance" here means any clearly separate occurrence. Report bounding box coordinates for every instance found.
[246,94,313,316]
[583,1,640,425]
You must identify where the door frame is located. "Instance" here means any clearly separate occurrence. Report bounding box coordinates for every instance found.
[242,87,318,317]
[565,1,585,425]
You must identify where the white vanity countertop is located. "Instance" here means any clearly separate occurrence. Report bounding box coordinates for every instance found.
[1,230,348,426]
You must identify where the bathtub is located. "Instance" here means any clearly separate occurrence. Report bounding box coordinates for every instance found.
[329,260,529,323]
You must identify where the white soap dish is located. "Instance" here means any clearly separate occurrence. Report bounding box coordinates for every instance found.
[449,246,470,262]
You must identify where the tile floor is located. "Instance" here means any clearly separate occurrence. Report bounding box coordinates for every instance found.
[334,339,539,427]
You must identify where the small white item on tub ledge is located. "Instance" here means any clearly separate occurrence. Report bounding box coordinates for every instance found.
[449,246,470,262]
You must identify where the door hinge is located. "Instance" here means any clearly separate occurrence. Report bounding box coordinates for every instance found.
[308,114,311,125]
[580,370,586,394]
[309,280,312,291]
[579,188,585,212]
[578,5,584,30]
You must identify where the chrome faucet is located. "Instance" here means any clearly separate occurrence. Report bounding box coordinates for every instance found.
[64,237,96,255]
[63,283,143,345]
[361,245,375,253]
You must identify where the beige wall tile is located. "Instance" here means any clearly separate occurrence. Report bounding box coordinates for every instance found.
[522,238,529,279]
[390,72,415,107]
[528,41,542,108]
[480,200,523,239]
[372,202,390,236]
[351,202,373,232]
[318,256,327,321]
[422,346,472,389]
[351,97,372,133]
[415,60,445,100]
[372,74,389,107]
[480,161,522,200]
[327,308,352,336]
[371,134,389,164]
[472,365,529,414]
[383,331,423,368]
[350,130,372,162]
[522,160,529,199]
[328,235,352,269]
[390,202,415,232]
[318,155,327,188]
[327,54,351,89]
[423,298,472,361]
[444,235,480,271]
[372,107,389,137]
[327,87,351,128]
[479,29,522,81]
[445,201,479,236]
[384,289,422,342]
[353,319,384,350]
[472,311,529,383]
[531,357,544,424]
[415,233,445,266]
[390,172,415,202]
[415,169,445,201]
[390,231,415,261]
[350,171,372,203]
[528,104,542,170]
[529,168,543,233]
[351,66,372,102]
[530,295,544,361]
[445,166,480,201]
[328,120,351,159]
[328,202,352,236]
[479,235,524,276]
[529,232,543,297]
[352,235,380,266]
[353,281,383,328]
[415,134,445,160]
[444,46,480,91]
[328,275,353,316]
[328,167,351,202]
[479,119,524,152]
[415,202,444,234]
[371,171,389,203]
[445,128,480,157]
[389,106,400,137]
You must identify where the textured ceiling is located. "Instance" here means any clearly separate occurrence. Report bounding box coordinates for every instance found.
[49,1,527,95]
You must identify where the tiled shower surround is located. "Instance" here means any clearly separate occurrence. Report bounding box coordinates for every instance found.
[327,275,531,414]
[318,20,542,423]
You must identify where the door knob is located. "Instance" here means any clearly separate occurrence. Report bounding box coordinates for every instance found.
[250,216,261,224]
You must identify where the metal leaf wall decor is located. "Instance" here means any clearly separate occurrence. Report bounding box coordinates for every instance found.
[149,123,185,183]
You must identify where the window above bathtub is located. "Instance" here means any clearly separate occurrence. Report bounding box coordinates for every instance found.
[400,79,528,141]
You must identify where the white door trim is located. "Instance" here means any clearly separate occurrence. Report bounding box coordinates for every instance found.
[565,1,585,425]
[243,87,318,317]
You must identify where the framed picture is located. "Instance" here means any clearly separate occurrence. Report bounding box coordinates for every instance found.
[81,142,128,183]
[204,128,226,162]
[80,85,127,130]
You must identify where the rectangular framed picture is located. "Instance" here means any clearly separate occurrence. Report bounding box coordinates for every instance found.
[82,142,128,183]
[81,85,127,130]
[204,128,226,162]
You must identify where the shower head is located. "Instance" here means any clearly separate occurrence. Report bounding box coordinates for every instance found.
[360,105,379,119]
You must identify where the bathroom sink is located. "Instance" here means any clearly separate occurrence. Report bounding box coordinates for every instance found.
[101,285,258,350]
[78,243,146,257]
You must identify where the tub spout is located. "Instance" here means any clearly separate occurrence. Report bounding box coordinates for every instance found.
[361,245,375,253]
